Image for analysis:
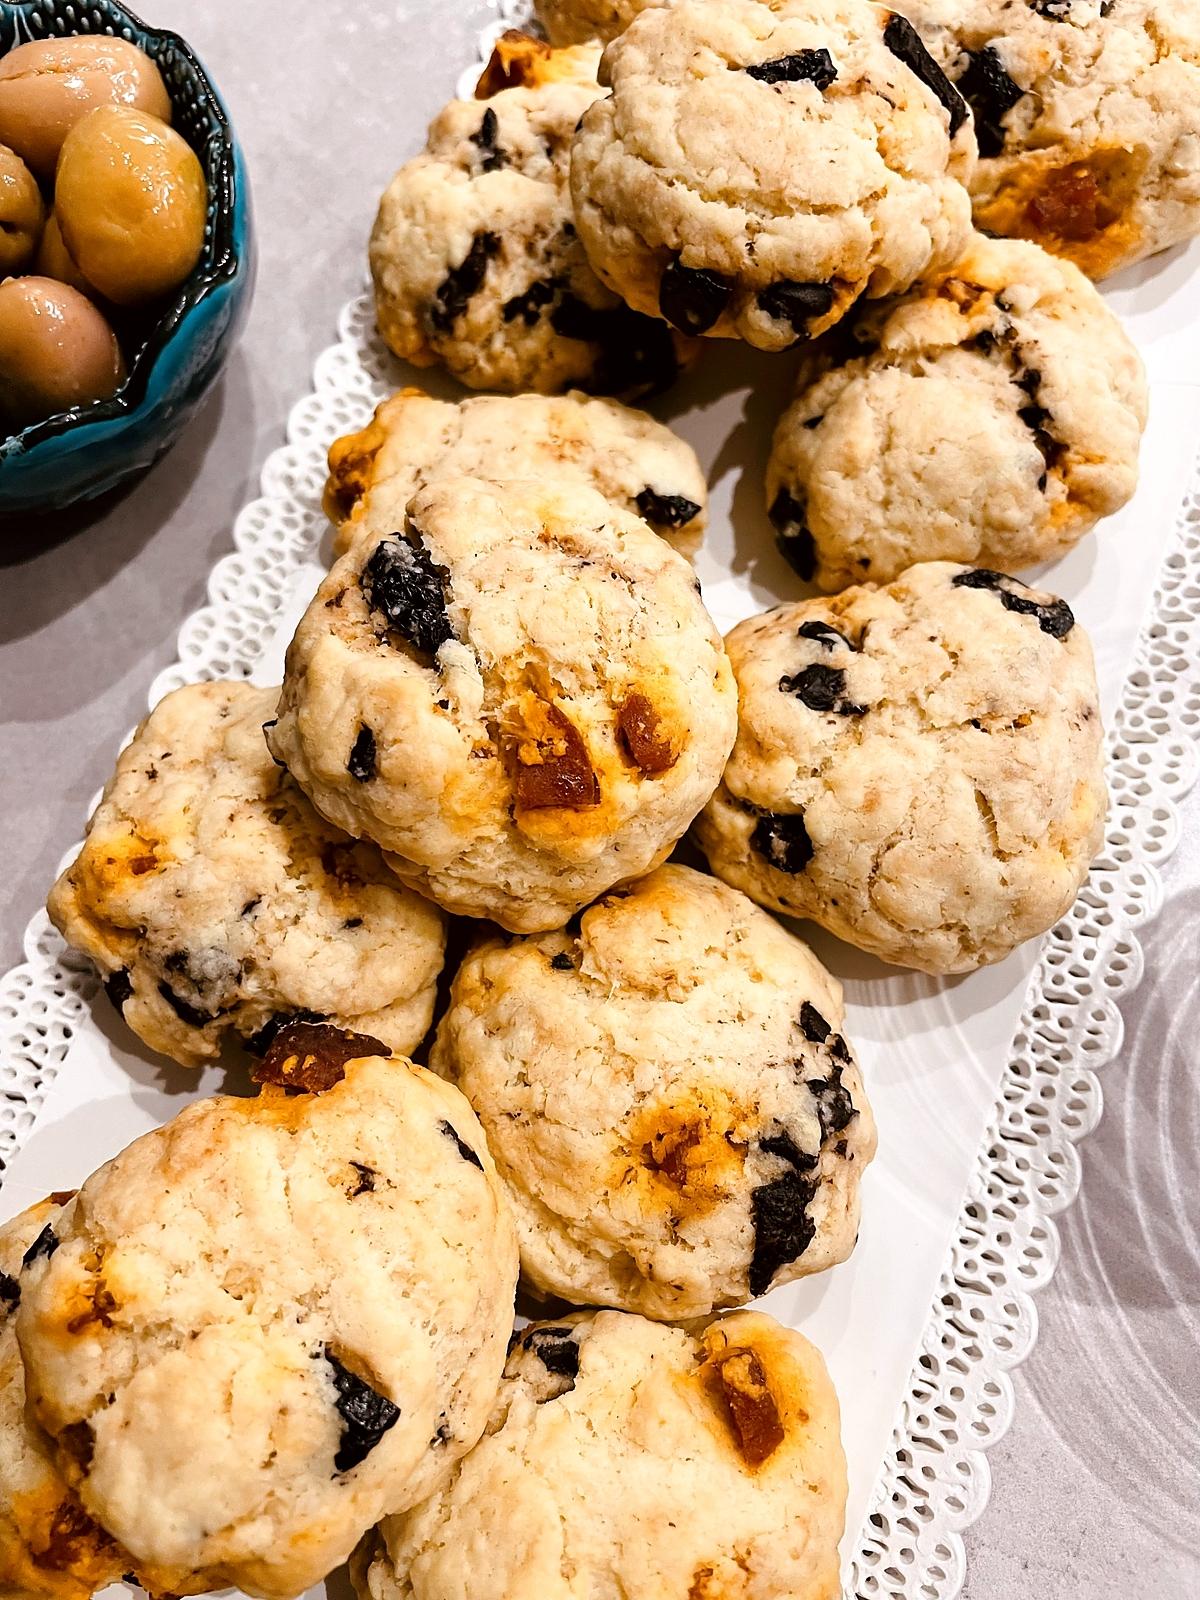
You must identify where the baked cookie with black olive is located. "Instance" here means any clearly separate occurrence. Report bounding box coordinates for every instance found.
[430,866,874,1317]
[269,476,737,933]
[0,1196,146,1600]
[899,0,1200,277]
[14,1039,518,1600]
[767,233,1147,591]
[354,1308,846,1600]
[569,0,976,351]
[370,32,694,394]
[47,681,446,1070]
[696,562,1107,973]
[326,387,707,562]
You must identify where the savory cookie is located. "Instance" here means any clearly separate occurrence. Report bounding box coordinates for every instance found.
[431,866,876,1318]
[696,563,1107,973]
[269,477,737,933]
[326,387,707,562]
[370,32,693,395]
[534,0,659,46]
[15,1044,519,1600]
[901,0,1200,277]
[767,233,1147,592]
[0,1198,139,1600]
[354,1308,846,1600]
[569,0,976,351]
[48,681,446,1070]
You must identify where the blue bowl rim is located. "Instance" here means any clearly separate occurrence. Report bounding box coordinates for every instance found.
[0,0,247,455]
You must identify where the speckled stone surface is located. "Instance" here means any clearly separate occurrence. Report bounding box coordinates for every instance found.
[0,5,1196,1595]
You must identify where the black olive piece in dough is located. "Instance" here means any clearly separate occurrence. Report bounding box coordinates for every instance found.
[244,1009,328,1057]
[550,951,575,971]
[749,1167,818,1297]
[0,1273,18,1311]
[325,1350,401,1474]
[757,280,835,337]
[769,488,817,582]
[759,1128,817,1172]
[502,277,561,326]
[659,257,733,336]
[743,49,837,89]
[347,726,377,783]
[751,811,814,874]
[951,567,1074,638]
[524,1326,581,1381]
[430,230,501,332]
[22,1225,58,1269]
[470,106,507,172]
[157,981,217,1028]
[104,968,134,1015]
[808,1067,858,1141]
[778,662,865,716]
[799,1001,831,1044]
[635,488,702,528]
[440,1119,484,1171]
[797,620,852,650]
[955,46,1025,159]
[362,534,455,657]
[882,13,969,137]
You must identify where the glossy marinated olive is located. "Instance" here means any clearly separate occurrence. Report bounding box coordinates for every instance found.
[55,105,207,306]
[0,142,43,274]
[0,276,125,430]
[0,35,171,180]
[35,210,92,295]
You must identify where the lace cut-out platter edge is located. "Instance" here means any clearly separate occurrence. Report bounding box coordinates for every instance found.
[4,5,1200,1594]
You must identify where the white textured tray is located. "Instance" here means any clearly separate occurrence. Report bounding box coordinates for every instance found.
[4,10,1200,1599]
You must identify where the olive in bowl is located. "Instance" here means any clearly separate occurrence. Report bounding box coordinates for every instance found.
[0,0,254,516]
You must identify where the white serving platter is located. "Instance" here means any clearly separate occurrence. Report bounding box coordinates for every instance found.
[3,11,1200,1597]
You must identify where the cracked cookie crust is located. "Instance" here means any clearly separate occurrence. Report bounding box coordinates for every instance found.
[696,562,1106,973]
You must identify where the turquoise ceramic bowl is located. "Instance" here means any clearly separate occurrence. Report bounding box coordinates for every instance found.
[0,0,253,515]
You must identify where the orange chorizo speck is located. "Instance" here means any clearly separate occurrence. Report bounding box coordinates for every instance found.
[617,693,678,775]
[706,1347,786,1467]
[252,1021,390,1094]
[1025,164,1104,243]
[514,703,600,810]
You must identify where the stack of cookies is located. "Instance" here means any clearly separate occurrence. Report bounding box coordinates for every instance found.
[17,1,1196,1597]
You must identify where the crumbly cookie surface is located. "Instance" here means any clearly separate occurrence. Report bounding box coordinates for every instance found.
[370,33,693,394]
[15,1053,518,1600]
[901,0,1200,276]
[767,233,1147,591]
[269,476,737,933]
[0,1198,137,1600]
[696,563,1107,973]
[569,0,976,351]
[355,1308,845,1600]
[47,681,446,1069]
[431,866,875,1317]
[326,387,707,561]
[534,0,659,46]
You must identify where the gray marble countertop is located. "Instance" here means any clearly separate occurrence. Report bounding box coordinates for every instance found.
[1,3,1196,1595]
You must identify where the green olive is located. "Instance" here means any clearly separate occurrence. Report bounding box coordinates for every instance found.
[0,35,172,180]
[0,275,126,430]
[0,141,43,275]
[35,209,93,296]
[55,105,207,306]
